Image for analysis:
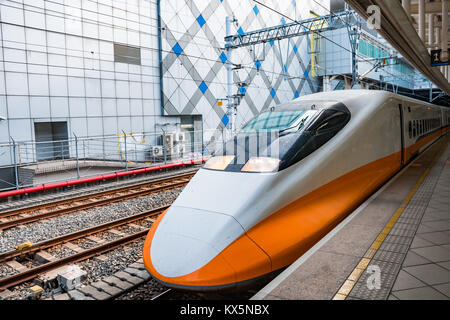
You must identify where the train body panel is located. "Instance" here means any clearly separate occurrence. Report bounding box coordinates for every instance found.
[143,90,448,291]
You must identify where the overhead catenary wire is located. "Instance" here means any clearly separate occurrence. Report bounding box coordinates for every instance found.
[251,0,426,87]
[0,0,434,101]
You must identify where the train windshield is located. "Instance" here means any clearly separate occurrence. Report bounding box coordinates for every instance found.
[241,110,317,133]
[204,102,351,173]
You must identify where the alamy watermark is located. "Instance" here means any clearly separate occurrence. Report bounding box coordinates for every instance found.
[366,265,381,290]
[366,5,381,30]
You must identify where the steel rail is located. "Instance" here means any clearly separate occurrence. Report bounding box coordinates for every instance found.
[0,226,157,290]
[0,171,195,218]
[0,174,192,230]
[0,206,168,264]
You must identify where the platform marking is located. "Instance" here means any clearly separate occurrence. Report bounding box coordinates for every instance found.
[332,143,445,300]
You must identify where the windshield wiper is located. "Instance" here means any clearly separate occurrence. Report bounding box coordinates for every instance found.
[279,118,309,135]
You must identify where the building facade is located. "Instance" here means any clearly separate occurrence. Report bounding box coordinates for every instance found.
[0,0,327,167]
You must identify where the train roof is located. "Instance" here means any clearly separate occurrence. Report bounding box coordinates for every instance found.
[287,90,447,110]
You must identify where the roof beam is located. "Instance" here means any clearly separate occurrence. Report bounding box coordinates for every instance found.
[345,0,450,94]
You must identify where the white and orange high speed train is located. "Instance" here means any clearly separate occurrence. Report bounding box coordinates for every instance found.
[143,90,450,291]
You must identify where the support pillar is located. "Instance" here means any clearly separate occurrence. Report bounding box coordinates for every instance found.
[442,0,449,60]
[418,0,425,41]
[428,14,435,48]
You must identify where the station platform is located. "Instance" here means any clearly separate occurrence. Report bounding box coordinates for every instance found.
[253,134,450,300]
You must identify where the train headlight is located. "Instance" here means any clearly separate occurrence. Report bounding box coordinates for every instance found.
[241,157,281,173]
[203,155,235,170]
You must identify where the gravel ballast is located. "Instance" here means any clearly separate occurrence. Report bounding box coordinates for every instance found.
[0,187,183,254]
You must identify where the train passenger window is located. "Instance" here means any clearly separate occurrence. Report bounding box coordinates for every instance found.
[408,121,412,139]
[413,120,417,137]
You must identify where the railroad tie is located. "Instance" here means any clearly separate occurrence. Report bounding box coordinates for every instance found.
[5,260,28,273]
[63,243,85,254]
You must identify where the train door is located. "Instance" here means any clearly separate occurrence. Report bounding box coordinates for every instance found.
[399,103,405,166]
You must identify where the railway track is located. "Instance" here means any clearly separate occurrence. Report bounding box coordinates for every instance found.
[0,205,168,294]
[0,169,198,300]
[0,172,195,231]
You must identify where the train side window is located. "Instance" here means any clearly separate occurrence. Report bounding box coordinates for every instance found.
[408,121,412,139]
[413,120,417,137]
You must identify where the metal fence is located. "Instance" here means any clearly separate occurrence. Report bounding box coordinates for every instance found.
[0,129,229,192]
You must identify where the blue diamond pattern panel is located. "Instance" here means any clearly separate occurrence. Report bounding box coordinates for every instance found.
[172,43,183,57]
[160,0,320,142]
[197,14,206,27]
[199,81,208,94]
[219,52,227,64]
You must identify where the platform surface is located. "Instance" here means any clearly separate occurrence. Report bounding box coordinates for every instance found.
[253,134,450,300]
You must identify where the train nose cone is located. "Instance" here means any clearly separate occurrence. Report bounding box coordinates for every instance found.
[144,206,245,286]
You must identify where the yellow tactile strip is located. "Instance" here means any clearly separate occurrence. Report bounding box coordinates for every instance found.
[332,143,445,300]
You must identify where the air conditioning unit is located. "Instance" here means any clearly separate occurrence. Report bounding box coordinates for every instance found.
[172,143,185,156]
[174,131,186,142]
[151,146,163,157]
[164,134,174,149]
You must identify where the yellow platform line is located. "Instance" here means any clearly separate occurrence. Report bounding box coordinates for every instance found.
[332,143,445,300]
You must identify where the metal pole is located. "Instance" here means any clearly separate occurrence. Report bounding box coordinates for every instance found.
[226,16,234,135]
[74,133,80,179]
[201,120,204,158]
[103,137,105,163]
[122,130,128,171]
[429,81,433,102]
[162,128,167,165]
[10,137,19,190]
[61,140,64,164]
